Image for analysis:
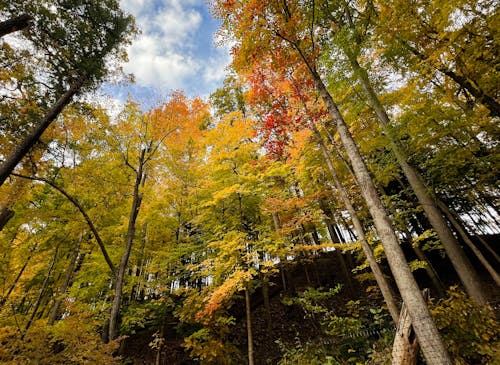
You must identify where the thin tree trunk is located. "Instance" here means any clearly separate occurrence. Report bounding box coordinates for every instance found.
[0,75,86,187]
[347,51,487,304]
[437,201,500,286]
[262,274,272,332]
[0,247,34,308]
[108,149,146,341]
[476,235,500,265]
[311,122,400,323]
[412,244,446,298]
[245,287,255,365]
[303,59,451,362]
[280,267,287,292]
[319,203,355,294]
[22,244,59,340]
[48,236,82,325]
[0,14,32,37]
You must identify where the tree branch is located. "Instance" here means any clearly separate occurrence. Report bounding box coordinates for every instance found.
[11,173,116,274]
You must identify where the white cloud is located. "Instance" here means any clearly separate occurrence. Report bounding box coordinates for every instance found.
[117,0,230,96]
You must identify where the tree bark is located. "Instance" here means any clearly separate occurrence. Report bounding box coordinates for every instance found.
[392,289,430,365]
[245,287,255,365]
[347,51,488,304]
[311,123,400,323]
[303,61,451,362]
[0,14,32,38]
[108,148,146,341]
[0,75,86,187]
[261,274,272,332]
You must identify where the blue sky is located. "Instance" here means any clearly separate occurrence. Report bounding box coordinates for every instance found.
[106,0,231,104]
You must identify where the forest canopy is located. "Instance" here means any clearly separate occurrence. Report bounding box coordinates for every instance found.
[0,0,498,364]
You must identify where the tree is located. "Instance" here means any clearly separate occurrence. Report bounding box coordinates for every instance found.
[211,1,451,362]
[0,0,135,186]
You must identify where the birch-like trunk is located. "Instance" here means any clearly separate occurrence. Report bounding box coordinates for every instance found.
[309,69,451,364]
[347,53,488,304]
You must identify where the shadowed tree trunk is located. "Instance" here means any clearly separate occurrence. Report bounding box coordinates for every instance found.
[437,201,500,286]
[308,66,451,362]
[0,76,86,187]
[0,206,14,231]
[0,14,32,38]
[108,148,146,341]
[48,236,82,325]
[245,286,254,365]
[22,244,60,340]
[310,122,400,323]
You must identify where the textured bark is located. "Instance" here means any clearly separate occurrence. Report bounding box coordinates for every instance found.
[347,52,488,304]
[311,123,400,323]
[0,14,32,37]
[0,76,86,187]
[305,64,451,363]
[108,149,146,341]
[245,287,255,365]
[392,290,430,365]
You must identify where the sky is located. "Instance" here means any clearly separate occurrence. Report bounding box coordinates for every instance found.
[105,0,231,105]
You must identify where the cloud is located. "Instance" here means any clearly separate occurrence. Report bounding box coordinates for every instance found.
[116,0,229,95]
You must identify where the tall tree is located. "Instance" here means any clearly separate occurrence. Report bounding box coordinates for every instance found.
[0,0,135,186]
[211,1,451,362]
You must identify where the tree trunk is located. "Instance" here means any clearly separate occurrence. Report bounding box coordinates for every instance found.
[403,42,500,117]
[392,290,430,365]
[347,51,487,304]
[0,206,14,231]
[48,236,82,325]
[412,244,446,298]
[0,247,34,308]
[311,122,400,323]
[318,198,356,295]
[22,244,59,340]
[108,149,146,341]
[262,274,272,332]
[0,75,86,187]
[306,65,451,363]
[0,14,32,38]
[437,201,500,286]
[245,287,254,365]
